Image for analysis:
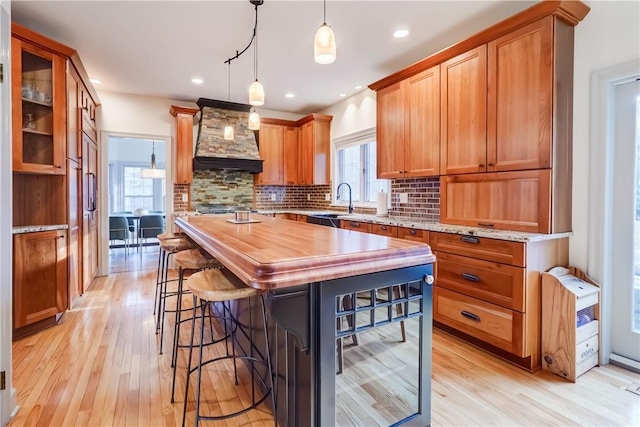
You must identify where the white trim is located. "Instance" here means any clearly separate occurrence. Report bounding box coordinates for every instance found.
[609,353,640,374]
[333,126,376,149]
[587,59,640,365]
[100,131,173,276]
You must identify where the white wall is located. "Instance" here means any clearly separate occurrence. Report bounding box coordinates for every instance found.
[320,89,377,140]
[571,0,640,272]
[0,1,14,424]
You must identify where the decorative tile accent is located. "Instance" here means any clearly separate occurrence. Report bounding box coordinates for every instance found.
[195,106,259,160]
[390,177,440,222]
[173,184,189,212]
[190,170,254,208]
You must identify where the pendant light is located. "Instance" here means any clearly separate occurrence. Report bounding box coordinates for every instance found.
[248,108,260,130]
[140,142,165,179]
[249,3,265,107]
[224,61,235,140]
[314,0,336,64]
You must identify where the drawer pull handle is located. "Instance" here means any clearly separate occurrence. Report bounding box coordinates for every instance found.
[461,311,480,322]
[350,222,360,227]
[478,222,495,227]
[409,229,417,235]
[461,236,479,244]
[461,273,480,282]
[381,226,387,231]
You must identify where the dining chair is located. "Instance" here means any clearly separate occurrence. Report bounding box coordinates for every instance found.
[109,216,130,257]
[138,214,165,254]
[113,211,135,234]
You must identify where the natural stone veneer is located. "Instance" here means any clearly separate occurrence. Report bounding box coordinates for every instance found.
[191,170,253,208]
[194,107,259,160]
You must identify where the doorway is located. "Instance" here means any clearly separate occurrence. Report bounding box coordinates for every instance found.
[610,78,640,367]
[106,135,170,274]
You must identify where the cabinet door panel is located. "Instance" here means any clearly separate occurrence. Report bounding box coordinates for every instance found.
[406,66,440,177]
[175,110,196,184]
[376,83,404,179]
[488,17,553,172]
[299,122,314,185]
[13,230,67,328]
[441,45,487,175]
[257,123,284,185]
[440,170,551,233]
[283,126,299,185]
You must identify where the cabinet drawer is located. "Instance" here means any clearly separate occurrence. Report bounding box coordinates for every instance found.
[341,221,372,233]
[434,287,525,356]
[82,117,97,143]
[430,231,525,267]
[371,224,398,238]
[435,252,525,311]
[398,227,429,244]
[297,215,307,222]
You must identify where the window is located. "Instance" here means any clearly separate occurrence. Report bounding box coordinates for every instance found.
[123,166,155,212]
[334,128,388,205]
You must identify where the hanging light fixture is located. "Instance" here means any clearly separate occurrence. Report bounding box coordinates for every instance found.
[248,108,261,130]
[249,1,264,106]
[224,61,235,140]
[314,0,336,64]
[140,141,165,179]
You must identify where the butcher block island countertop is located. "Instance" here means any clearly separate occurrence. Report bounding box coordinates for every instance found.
[175,214,436,289]
[175,213,436,427]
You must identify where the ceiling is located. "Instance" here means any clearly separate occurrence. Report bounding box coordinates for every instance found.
[11,0,536,115]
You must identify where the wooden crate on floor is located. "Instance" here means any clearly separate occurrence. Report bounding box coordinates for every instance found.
[541,266,600,382]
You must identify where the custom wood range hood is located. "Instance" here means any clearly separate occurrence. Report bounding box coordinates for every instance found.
[192,98,264,174]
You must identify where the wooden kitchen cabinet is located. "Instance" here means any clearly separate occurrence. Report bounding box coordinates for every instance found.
[440,45,487,176]
[398,227,429,244]
[431,231,569,371]
[487,17,553,172]
[170,105,199,184]
[341,220,372,233]
[13,230,68,335]
[82,134,99,288]
[298,114,332,185]
[377,66,440,179]
[68,158,82,304]
[283,126,299,185]
[256,123,284,185]
[440,170,555,233]
[11,37,66,175]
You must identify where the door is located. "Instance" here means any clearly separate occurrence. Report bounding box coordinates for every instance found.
[256,123,283,185]
[610,79,640,364]
[283,126,299,185]
[376,82,404,179]
[68,158,83,303]
[83,134,99,288]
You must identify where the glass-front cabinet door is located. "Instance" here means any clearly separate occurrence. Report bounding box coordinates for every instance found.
[11,37,66,174]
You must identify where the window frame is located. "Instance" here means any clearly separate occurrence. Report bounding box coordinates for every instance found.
[332,127,390,208]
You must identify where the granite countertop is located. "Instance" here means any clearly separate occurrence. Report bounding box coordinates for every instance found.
[12,224,69,234]
[173,209,571,243]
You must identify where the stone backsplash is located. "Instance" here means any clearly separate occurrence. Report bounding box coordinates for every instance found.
[195,106,259,160]
[190,170,254,208]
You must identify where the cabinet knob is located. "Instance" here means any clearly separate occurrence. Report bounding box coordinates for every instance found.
[478,163,484,168]
[424,275,434,285]
[57,235,65,239]
[409,229,417,235]
[488,163,494,167]
[381,226,387,231]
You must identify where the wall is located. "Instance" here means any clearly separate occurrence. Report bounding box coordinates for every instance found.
[571,0,640,272]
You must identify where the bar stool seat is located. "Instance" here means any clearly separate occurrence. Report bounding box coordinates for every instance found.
[158,232,186,241]
[181,269,276,426]
[175,249,223,270]
[160,238,195,253]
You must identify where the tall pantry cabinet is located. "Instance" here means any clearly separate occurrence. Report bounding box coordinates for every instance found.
[11,23,101,338]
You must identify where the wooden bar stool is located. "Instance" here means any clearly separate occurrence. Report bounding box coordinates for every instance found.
[153,232,188,315]
[170,248,223,403]
[156,237,196,354]
[181,269,276,427]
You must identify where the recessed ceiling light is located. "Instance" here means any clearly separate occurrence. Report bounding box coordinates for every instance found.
[89,78,102,84]
[191,77,204,84]
[285,93,295,98]
[354,85,363,90]
[394,29,410,39]
[339,93,347,97]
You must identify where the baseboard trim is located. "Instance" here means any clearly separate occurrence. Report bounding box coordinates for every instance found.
[610,353,640,374]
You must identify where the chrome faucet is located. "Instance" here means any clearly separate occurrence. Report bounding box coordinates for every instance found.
[337,182,354,214]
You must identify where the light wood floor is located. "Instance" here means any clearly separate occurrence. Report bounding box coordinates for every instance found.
[9,268,640,427]
[108,245,161,274]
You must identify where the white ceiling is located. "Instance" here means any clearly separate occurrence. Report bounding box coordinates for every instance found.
[11,0,537,115]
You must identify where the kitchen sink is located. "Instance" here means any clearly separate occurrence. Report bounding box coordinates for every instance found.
[307,214,341,228]
[310,213,340,219]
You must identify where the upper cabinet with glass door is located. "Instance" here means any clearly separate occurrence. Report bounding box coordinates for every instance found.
[11,37,66,174]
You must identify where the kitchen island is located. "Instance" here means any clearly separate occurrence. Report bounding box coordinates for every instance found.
[175,214,436,427]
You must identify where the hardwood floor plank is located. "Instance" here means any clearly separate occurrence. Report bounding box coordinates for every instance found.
[9,266,639,427]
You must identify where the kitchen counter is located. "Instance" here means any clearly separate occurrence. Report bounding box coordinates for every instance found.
[12,224,68,234]
[175,213,434,426]
[257,210,571,242]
